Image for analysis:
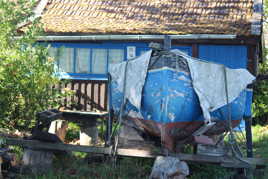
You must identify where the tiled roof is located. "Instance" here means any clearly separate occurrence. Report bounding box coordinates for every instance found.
[41,0,256,35]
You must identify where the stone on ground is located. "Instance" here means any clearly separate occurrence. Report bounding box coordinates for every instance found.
[150,156,189,179]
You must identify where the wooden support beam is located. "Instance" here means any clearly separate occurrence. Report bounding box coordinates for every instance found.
[192,44,199,58]
[5,137,112,155]
[0,156,2,179]
[4,137,266,169]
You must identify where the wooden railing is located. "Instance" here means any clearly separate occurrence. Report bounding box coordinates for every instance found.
[58,79,108,112]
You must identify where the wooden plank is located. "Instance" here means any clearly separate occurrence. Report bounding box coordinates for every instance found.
[4,137,266,169]
[84,82,88,111]
[91,82,95,111]
[171,37,260,45]
[247,45,258,75]
[71,82,75,110]
[5,137,112,155]
[117,149,265,169]
[64,82,68,108]
[192,44,199,58]
[78,81,82,108]
[98,83,101,109]
[0,156,2,179]
[104,82,108,111]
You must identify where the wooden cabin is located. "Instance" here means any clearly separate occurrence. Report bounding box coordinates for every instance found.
[35,0,263,112]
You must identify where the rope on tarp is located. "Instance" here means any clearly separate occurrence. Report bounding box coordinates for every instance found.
[223,66,251,169]
[112,58,130,158]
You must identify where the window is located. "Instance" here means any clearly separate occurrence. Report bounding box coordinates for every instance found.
[47,43,192,80]
[48,46,58,60]
[109,49,124,64]
[58,48,74,73]
[48,45,125,78]
[76,48,90,73]
[92,49,107,74]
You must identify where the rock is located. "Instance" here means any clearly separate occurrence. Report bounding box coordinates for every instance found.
[80,126,98,146]
[149,156,189,179]
[22,149,53,174]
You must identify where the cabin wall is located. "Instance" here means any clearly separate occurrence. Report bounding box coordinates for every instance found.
[44,40,258,112]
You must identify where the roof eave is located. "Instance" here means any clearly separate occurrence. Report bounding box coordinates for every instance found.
[36,34,237,41]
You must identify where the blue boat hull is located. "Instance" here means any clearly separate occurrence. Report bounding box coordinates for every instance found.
[111,55,248,150]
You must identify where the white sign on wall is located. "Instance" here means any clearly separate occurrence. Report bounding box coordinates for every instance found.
[127,46,136,60]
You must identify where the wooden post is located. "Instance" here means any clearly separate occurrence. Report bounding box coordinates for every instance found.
[0,156,3,179]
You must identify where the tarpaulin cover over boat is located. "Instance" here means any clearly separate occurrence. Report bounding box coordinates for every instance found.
[109,49,255,150]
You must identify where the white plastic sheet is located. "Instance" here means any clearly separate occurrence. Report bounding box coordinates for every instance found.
[109,50,152,110]
[172,49,255,121]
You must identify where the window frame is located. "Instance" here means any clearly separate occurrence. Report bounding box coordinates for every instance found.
[46,42,192,80]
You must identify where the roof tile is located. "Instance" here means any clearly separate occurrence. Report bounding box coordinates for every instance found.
[41,0,256,35]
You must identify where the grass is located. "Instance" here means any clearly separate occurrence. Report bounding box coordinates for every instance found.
[10,124,268,179]
[20,156,154,179]
[252,125,268,159]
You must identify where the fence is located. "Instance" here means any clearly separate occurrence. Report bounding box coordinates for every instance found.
[58,79,108,112]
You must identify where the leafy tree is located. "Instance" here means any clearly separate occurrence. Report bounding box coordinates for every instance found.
[252,59,268,124]
[252,0,268,124]
[0,0,66,131]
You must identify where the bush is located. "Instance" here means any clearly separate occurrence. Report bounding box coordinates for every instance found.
[0,0,66,131]
[252,52,268,125]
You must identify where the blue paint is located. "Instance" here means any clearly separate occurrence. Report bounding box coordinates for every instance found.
[57,72,108,80]
[198,90,247,122]
[140,68,202,123]
[244,89,253,117]
[199,45,247,69]
[111,67,248,124]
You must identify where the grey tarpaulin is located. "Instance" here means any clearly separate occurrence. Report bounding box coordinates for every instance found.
[108,50,152,110]
[171,49,255,122]
[109,49,255,122]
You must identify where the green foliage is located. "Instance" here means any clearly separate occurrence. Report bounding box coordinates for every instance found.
[252,49,268,124]
[253,0,268,125]
[188,164,230,179]
[252,59,268,123]
[65,123,80,142]
[0,0,66,131]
